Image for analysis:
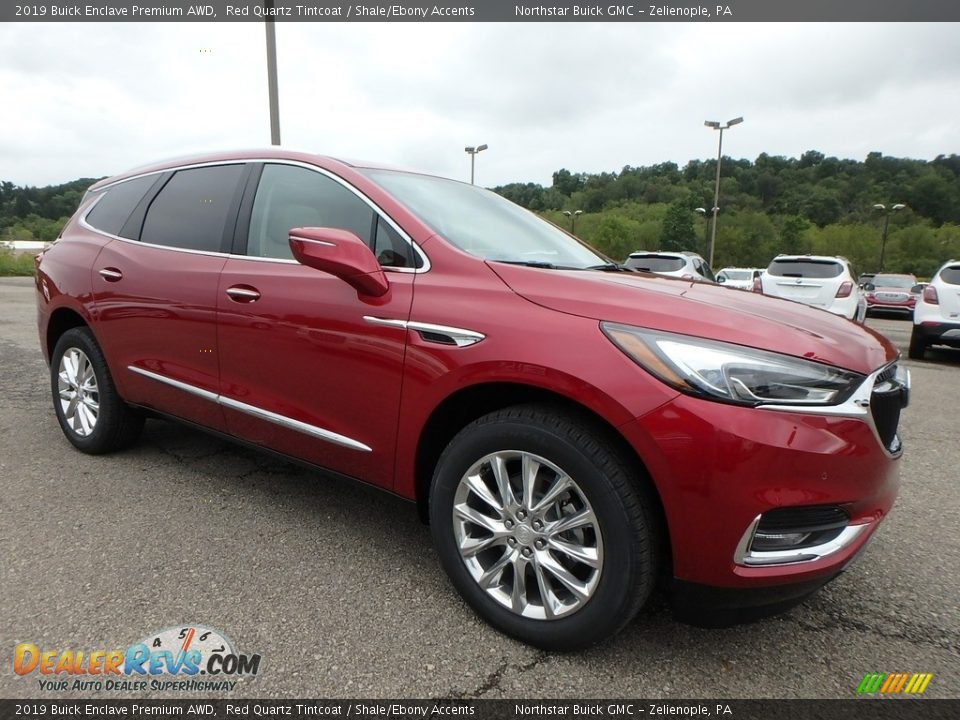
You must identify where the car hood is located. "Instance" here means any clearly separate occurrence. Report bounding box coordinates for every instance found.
[489,264,897,374]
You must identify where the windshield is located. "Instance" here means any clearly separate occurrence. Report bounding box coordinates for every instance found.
[625,255,685,272]
[768,259,843,278]
[362,169,607,268]
[873,275,915,289]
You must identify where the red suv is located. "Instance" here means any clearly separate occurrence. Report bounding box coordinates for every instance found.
[36,150,908,649]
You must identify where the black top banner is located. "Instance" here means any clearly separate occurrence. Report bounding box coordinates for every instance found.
[3,0,960,22]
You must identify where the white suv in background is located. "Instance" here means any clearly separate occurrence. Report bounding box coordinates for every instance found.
[759,255,866,323]
[624,251,715,282]
[910,260,960,359]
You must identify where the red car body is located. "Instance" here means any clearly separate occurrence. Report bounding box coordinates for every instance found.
[36,150,906,635]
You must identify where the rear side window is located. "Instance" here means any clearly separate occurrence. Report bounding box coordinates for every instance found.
[768,259,843,279]
[625,255,685,272]
[140,165,245,252]
[940,266,960,285]
[84,175,157,238]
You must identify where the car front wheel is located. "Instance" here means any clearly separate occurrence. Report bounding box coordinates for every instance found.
[50,327,144,454]
[429,404,659,650]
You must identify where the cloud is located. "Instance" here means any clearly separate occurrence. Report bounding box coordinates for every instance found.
[1,22,958,188]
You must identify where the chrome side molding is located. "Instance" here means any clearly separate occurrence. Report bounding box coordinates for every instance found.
[127,366,372,452]
[363,316,485,347]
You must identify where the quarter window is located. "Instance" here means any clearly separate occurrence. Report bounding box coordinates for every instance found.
[84,175,157,238]
[247,164,375,261]
[940,266,960,285]
[140,165,245,252]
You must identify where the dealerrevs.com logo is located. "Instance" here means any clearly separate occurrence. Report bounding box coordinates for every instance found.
[14,625,262,692]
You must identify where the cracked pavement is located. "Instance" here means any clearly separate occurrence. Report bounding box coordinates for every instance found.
[1,277,957,699]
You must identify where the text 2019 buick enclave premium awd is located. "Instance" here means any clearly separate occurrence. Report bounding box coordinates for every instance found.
[36,150,909,649]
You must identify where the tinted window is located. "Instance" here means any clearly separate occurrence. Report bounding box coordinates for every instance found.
[625,255,685,272]
[873,274,916,289]
[373,216,420,268]
[85,175,157,237]
[940,266,960,285]
[248,164,374,260]
[140,165,245,252]
[768,259,843,278]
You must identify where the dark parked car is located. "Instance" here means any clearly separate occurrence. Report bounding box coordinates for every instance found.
[36,150,908,649]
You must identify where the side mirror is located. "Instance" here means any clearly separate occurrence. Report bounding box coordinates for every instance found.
[716,275,726,283]
[863,283,876,292]
[911,284,923,294]
[289,227,389,297]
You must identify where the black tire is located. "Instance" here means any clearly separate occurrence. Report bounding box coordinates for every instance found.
[50,327,144,454]
[908,326,927,360]
[429,404,659,650]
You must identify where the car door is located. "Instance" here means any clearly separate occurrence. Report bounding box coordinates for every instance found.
[91,163,249,431]
[215,162,418,489]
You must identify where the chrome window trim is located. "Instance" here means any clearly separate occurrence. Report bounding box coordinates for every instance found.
[733,519,868,567]
[363,316,486,347]
[127,365,371,453]
[83,158,430,273]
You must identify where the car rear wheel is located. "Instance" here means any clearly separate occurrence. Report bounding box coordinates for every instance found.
[908,326,927,360]
[429,404,658,650]
[50,327,144,454]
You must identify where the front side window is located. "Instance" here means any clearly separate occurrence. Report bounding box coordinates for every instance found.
[85,175,157,238]
[247,164,375,261]
[140,165,245,252]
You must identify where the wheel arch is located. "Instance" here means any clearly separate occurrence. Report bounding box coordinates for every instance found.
[46,306,90,361]
[412,381,669,566]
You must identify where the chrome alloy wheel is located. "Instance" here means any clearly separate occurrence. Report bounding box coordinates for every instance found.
[452,450,604,620]
[57,348,100,437]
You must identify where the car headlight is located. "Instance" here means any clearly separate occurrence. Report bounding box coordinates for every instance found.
[601,323,864,407]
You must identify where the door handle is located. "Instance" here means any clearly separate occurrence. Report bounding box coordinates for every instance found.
[225,285,261,303]
[98,268,123,282]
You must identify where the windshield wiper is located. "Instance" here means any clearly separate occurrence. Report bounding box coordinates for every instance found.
[583,263,635,273]
[492,260,560,269]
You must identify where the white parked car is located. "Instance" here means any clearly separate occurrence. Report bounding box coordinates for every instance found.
[624,251,716,282]
[717,267,761,290]
[759,255,866,323]
[910,260,960,359]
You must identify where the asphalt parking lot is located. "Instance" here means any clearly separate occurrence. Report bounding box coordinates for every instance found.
[1,276,957,700]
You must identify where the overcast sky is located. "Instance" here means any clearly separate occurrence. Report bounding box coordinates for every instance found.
[1,22,958,188]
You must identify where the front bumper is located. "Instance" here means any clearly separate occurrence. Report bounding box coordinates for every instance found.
[620,391,901,593]
[866,297,916,314]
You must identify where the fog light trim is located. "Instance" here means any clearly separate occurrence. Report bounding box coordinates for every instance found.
[734,517,868,567]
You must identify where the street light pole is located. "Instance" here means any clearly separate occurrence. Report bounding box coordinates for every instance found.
[464,144,488,185]
[704,116,743,269]
[873,203,906,272]
[264,0,281,145]
[563,210,583,234]
[694,207,712,258]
